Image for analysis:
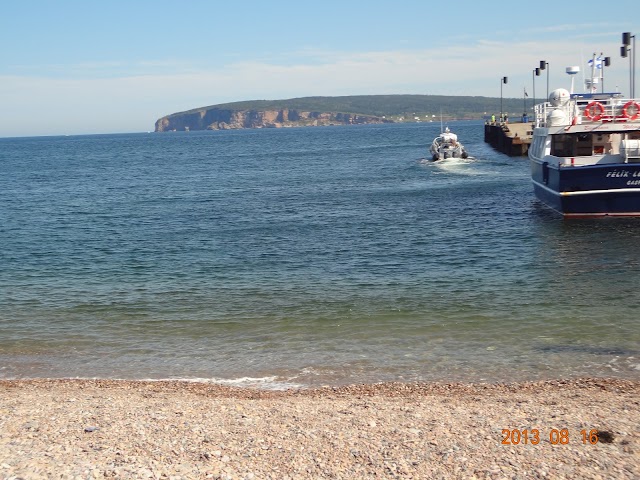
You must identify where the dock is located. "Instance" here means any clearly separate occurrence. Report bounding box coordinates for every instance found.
[484,121,532,156]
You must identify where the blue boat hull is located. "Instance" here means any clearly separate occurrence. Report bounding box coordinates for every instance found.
[530,159,640,216]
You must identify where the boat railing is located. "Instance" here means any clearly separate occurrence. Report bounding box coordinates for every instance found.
[533,98,640,128]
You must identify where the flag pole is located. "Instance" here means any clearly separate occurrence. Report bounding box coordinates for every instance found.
[591,52,596,93]
[600,52,604,93]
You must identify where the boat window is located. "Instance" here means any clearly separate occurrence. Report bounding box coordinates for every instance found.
[551,134,575,157]
[575,133,593,156]
[593,133,608,155]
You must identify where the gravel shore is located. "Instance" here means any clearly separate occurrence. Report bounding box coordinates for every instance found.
[1,378,638,479]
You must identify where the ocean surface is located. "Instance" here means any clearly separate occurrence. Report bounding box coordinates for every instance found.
[1,122,639,389]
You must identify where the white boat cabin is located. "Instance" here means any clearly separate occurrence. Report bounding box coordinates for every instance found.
[529,89,640,166]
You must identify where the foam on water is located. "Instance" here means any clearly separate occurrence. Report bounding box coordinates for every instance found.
[167,377,305,390]
[432,157,480,175]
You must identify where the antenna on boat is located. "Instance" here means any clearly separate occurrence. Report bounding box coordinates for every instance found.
[440,110,443,133]
[566,66,580,94]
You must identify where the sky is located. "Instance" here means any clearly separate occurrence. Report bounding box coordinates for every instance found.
[1,0,638,137]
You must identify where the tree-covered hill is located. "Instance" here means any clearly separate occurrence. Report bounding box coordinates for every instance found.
[156,94,533,131]
[172,94,531,119]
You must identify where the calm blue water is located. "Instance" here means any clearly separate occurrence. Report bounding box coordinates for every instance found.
[1,122,639,388]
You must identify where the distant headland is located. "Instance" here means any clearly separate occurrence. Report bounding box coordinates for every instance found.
[154,94,528,132]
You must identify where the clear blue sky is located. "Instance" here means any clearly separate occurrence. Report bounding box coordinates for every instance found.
[1,0,638,136]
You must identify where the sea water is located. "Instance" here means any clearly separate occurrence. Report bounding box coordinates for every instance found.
[1,122,639,388]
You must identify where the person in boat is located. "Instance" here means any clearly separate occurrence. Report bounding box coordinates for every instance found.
[491,114,496,123]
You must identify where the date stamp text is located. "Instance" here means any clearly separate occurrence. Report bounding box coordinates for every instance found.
[501,428,601,445]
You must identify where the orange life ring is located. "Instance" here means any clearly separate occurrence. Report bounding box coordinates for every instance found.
[584,101,605,121]
[622,101,640,120]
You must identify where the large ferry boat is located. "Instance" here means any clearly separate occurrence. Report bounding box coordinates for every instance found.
[528,69,640,216]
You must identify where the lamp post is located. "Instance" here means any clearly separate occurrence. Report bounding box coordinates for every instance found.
[500,76,507,122]
[540,60,549,100]
[532,69,536,110]
[534,67,542,122]
[532,68,539,112]
[601,55,611,93]
[621,32,636,97]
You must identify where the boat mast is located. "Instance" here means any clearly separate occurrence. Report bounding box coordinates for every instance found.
[591,52,597,93]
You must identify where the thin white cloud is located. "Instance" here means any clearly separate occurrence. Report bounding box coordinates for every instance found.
[0,35,632,136]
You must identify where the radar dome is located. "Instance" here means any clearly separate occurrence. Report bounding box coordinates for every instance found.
[549,88,570,107]
[547,108,567,126]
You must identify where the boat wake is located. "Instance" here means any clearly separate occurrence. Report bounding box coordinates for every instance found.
[418,156,477,172]
[434,156,475,166]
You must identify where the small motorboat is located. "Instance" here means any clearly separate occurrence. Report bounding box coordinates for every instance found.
[429,127,468,161]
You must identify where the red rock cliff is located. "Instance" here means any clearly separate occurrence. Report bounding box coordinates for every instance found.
[154,108,387,132]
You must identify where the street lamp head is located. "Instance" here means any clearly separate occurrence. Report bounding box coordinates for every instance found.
[503,76,508,84]
[535,67,541,76]
[539,60,547,70]
[623,32,631,46]
[621,45,628,58]
[604,56,611,67]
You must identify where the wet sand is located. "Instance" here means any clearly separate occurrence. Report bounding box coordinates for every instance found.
[1,378,638,479]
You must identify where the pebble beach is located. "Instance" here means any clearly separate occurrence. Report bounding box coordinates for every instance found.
[1,378,638,479]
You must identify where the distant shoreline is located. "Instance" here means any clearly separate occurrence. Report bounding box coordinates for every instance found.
[154,93,519,132]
